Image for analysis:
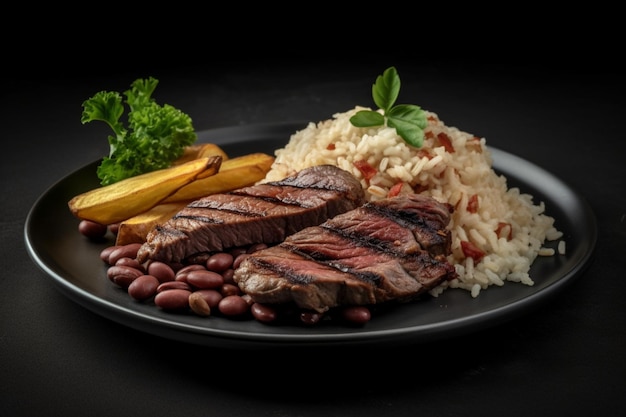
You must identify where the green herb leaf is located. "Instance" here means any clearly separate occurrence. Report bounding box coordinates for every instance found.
[350,66,426,147]
[372,67,400,111]
[387,104,427,147]
[349,110,385,127]
[80,91,125,137]
[81,77,197,186]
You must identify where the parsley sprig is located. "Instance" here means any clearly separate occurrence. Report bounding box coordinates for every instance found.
[81,77,197,186]
[349,66,427,147]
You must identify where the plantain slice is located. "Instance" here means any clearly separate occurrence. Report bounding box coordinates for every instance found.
[68,156,222,225]
[115,202,189,246]
[161,153,275,203]
[172,143,229,168]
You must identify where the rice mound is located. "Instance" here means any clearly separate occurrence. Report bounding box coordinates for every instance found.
[262,106,564,297]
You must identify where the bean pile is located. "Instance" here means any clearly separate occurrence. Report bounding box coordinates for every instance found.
[80,220,372,326]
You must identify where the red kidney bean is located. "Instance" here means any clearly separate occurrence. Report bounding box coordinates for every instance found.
[128,275,159,301]
[232,253,250,269]
[154,289,191,310]
[192,289,223,308]
[221,268,235,285]
[341,306,371,325]
[175,264,207,282]
[78,219,108,240]
[218,295,250,316]
[115,257,144,271]
[107,265,143,288]
[220,283,241,297]
[177,264,207,274]
[107,243,142,265]
[186,270,224,289]
[188,292,211,317]
[250,303,278,323]
[157,281,191,292]
[147,261,175,283]
[108,223,119,235]
[100,245,120,263]
[205,252,234,273]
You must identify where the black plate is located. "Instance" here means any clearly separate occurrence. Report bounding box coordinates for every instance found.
[24,122,597,349]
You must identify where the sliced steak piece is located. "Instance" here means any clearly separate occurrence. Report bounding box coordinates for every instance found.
[136,165,366,264]
[323,194,454,257]
[234,194,457,313]
[232,245,380,308]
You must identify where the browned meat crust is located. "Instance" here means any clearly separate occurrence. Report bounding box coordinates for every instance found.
[234,194,457,312]
[136,165,366,264]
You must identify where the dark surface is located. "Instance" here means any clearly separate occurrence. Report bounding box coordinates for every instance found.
[2,54,625,416]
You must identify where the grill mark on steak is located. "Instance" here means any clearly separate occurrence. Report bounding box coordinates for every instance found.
[233,246,381,308]
[136,165,366,264]
[234,193,457,313]
[324,197,454,257]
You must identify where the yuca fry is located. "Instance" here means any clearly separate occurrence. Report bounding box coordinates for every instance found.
[172,143,229,168]
[68,156,222,225]
[115,202,188,246]
[162,153,275,203]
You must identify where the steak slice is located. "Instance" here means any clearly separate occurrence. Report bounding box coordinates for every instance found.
[136,165,366,264]
[322,195,453,257]
[234,194,457,313]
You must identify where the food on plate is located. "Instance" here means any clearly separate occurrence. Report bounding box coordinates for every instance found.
[68,156,222,225]
[349,66,427,147]
[136,164,366,264]
[161,152,276,203]
[76,66,566,327]
[263,109,563,298]
[115,202,189,246]
[234,194,457,313]
[110,150,275,246]
[81,76,198,186]
[171,143,230,167]
[78,219,109,240]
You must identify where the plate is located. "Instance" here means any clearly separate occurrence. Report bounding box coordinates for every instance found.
[24,122,597,349]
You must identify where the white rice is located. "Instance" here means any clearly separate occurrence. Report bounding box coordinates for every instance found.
[262,106,564,297]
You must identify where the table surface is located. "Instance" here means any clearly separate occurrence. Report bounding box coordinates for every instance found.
[2,58,624,417]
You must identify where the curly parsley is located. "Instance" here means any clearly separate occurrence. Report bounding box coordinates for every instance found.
[81,77,197,186]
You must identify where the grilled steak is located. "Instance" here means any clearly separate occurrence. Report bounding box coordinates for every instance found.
[234,194,457,313]
[136,165,366,264]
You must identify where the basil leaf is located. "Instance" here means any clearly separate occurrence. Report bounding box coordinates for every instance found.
[387,118,425,148]
[388,105,428,147]
[387,104,427,129]
[350,66,427,148]
[349,110,385,127]
[372,67,400,111]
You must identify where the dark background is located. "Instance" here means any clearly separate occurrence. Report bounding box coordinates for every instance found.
[2,15,625,417]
